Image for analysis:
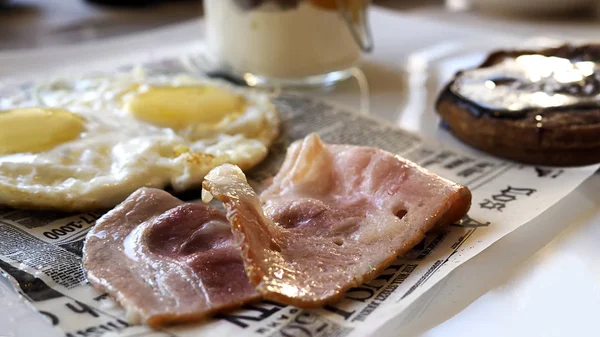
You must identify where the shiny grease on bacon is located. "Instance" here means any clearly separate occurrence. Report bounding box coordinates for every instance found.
[82,133,471,324]
[203,133,471,307]
[82,188,258,327]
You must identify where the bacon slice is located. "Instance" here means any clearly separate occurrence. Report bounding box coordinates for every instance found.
[203,133,471,307]
[82,188,259,327]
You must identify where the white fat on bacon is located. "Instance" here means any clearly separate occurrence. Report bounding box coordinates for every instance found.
[202,133,471,307]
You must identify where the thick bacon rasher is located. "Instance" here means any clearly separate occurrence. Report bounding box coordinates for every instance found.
[203,133,471,307]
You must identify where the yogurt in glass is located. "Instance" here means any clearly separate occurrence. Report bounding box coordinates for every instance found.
[204,0,372,86]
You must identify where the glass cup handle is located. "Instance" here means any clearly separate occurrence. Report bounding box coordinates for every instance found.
[336,0,374,53]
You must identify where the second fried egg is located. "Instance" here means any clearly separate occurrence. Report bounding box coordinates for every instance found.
[0,70,279,211]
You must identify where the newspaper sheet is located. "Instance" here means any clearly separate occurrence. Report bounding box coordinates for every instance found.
[0,60,598,337]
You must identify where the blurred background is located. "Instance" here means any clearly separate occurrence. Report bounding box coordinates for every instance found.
[1,0,599,51]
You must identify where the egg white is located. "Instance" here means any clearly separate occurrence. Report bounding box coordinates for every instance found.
[0,69,279,211]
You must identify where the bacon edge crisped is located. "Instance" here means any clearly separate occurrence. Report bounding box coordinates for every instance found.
[202,133,472,308]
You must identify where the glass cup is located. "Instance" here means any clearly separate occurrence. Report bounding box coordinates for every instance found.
[203,0,373,87]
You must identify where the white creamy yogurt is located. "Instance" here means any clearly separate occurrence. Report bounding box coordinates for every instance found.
[204,0,361,80]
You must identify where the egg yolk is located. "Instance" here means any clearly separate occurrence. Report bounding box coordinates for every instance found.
[124,86,246,129]
[0,108,84,155]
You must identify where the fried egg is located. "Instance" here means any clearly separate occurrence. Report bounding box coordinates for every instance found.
[0,70,279,211]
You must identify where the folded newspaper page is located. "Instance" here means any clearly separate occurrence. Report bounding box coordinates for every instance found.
[0,61,598,337]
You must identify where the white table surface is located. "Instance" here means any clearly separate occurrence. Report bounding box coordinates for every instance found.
[0,3,599,337]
